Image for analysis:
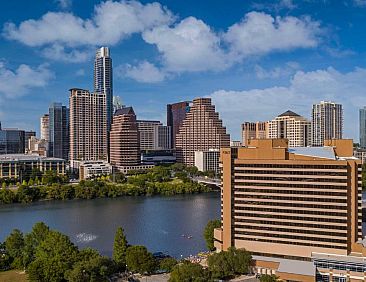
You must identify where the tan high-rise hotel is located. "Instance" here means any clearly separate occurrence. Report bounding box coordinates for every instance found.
[215,139,365,281]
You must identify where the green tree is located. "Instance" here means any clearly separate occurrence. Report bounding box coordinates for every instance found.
[159,257,178,273]
[0,242,12,271]
[112,227,128,270]
[203,219,221,251]
[2,182,6,189]
[169,261,210,282]
[126,245,156,274]
[260,274,280,282]
[22,222,50,267]
[27,230,79,281]
[4,229,24,269]
[207,247,251,280]
[66,255,115,282]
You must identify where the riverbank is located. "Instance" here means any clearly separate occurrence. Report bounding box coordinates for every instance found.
[0,165,218,205]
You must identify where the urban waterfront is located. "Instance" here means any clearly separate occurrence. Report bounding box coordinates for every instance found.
[0,192,220,258]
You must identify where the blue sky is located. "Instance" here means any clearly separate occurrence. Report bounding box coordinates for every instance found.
[1,0,366,141]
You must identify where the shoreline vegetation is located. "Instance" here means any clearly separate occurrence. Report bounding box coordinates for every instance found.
[0,221,257,282]
[0,164,217,205]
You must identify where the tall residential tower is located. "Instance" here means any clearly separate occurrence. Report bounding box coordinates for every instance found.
[312,101,343,146]
[269,110,311,147]
[94,47,113,130]
[167,101,190,148]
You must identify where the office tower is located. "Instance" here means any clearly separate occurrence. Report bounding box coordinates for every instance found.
[0,123,25,154]
[215,139,364,281]
[40,114,49,141]
[312,101,343,146]
[49,103,69,160]
[268,110,311,147]
[241,122,268,147]
[69,88,107,164]
[137,120,171,151]
[360,107,366,148]
[167,101,191,148]
[94,47,113,130]
[110,107,140,167]
[24,131,36,151]
[175,98,230,166]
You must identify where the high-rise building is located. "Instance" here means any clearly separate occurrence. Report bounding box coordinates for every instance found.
[268,110,311,147]
[40,114,49,141]
[0,123,25,154]
[215,139,365,281]
[110,107,140,167]
[175,98,230,166]
[49,103,69,160]
[94,47,113,130]
[241,122,268,147]
[69,88,107,164]
[137,120,171,151]
[360,107,366,148]
[312,101,343,146]
[167,101,191,148]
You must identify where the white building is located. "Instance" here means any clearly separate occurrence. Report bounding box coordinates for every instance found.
[194,149,220,175]
[312,101,343,146]
[78,160,112,180]
[269,110,311,147]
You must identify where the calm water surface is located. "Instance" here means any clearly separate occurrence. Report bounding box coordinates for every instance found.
[0,192,220,258]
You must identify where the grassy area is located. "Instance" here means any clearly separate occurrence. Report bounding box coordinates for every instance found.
[0,270,28,282]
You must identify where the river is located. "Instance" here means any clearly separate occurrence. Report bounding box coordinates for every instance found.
[0,192,220,258]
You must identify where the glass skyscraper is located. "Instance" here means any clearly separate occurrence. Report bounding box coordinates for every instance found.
[0,122,25,154]
[94,47,113,130]
[49,103,69,160]
[360,107,366,148]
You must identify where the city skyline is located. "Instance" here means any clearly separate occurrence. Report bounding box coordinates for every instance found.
[0,0,366,141]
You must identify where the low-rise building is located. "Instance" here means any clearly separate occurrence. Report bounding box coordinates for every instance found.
[194,149,220,175]
[0,154,65,179]
[78,160,112,180]
[141,150,176,165]
[27,136,48,157]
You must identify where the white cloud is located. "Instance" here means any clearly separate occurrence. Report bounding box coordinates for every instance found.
[140,12,322,77]
[353,0,366,7]
[55,0,72,9]
[42,44,92,62]
[223,12,322,59]
[3,1,173,61]
[254,62,300,79]
[0,62,54,98]
[75,68,85,76]
[142,17,229,72]
[123,61,166,83]
[210,67,366,140]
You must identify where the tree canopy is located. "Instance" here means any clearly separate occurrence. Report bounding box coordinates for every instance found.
[203,219,221,251]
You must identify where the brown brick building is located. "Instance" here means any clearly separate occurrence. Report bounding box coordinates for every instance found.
[110,107,140,168]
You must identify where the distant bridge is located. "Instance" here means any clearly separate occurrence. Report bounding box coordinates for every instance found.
[193,177,221,187]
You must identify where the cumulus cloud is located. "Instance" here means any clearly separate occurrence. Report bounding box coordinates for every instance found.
[0,62,54,98]
[55,0,72,9]
[123,61,166,83]
[210,67,366,140]
[223,12,322,59]
[3,1,173,60]
[254,62,300,79]
[142,17,229,72]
